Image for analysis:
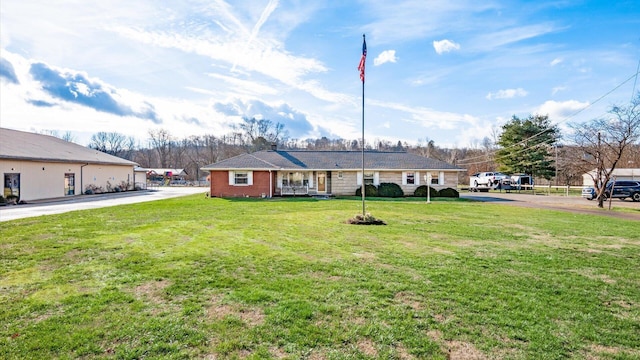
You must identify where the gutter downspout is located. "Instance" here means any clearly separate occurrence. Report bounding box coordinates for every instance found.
[269,170,273,198]
[80,163,89,195]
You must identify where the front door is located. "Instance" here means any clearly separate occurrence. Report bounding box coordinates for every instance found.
[65,173,75,196]
[317,172,326,192]
[4,173,20,200]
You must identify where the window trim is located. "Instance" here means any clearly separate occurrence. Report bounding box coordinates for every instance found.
[229,171,253,186]
[357,171,379,186]
[403,171,419,186]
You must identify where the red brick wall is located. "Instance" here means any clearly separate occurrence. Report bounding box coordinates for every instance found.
[209,170,274,198]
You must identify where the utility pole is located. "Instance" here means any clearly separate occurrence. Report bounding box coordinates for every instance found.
[555,144,558,186]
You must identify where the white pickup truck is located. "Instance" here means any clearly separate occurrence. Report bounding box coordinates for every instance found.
[469,172,511,191]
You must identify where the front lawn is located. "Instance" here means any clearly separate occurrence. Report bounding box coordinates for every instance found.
[1,196,639,359]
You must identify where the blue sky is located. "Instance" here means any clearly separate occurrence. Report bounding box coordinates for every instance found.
[1,1,639,148]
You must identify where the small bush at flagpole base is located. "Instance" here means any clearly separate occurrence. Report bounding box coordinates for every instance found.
[347,213,386,225]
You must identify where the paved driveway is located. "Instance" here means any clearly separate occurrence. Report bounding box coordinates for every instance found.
[0,187,208,222]
[462,191,640,221]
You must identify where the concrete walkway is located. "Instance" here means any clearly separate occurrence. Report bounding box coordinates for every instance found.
[0,187,207,222]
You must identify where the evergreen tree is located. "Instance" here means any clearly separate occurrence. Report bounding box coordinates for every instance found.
[496,114,559,179]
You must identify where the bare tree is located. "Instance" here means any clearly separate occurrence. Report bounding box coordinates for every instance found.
[133,147,155,168]
[89,132,136,159]
[236,117,286,151]
[555,145,585,186]
[569,93,640,208]
[61,131,76,143]
[148,129,174,167]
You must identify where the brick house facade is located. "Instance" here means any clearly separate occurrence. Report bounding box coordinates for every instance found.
[202,149,465,198]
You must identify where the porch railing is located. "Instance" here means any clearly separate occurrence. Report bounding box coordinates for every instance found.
[280,185,309,195]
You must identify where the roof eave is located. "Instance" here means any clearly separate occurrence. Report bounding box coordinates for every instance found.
[0,155,137,166]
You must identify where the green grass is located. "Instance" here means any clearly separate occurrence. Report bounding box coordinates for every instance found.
[1,196,639,359]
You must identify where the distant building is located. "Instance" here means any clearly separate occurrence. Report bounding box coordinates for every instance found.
[1,128,137,202]
[582,168,640,186]
[143,168,188,185]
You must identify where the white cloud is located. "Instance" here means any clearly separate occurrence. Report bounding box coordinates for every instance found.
[361,2,499,44]
[206,73,279,96]
[486,88,528,100]
[536,100,589,121]
[550,57,563,66]
[369,99,478,130]
[472,23,559,51]
[373,50,398,66]
[231,0,279,71]
[433,39,460,54]
[551,86,566,95]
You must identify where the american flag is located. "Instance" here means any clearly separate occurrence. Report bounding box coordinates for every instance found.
[358,35,367,82]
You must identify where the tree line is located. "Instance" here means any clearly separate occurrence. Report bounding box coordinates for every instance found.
[47,94,640,208]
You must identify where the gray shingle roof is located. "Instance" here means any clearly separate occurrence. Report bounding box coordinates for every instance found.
[202,150,464,171]
[0,128,137,166]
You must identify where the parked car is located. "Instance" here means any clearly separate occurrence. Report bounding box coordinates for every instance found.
[603,180,640,202]
[581,187,596,200]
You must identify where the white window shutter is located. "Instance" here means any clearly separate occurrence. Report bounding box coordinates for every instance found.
[439,172,444,185]
[374,172,380,186]
[308,172,314,187]
[416,171,420,185]
[277,172,283,187]
[402,172,407,185]
[357,172,362,185]
[228,171,234,185]
[248,171,253,185]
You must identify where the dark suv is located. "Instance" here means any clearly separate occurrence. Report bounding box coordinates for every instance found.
[603,180,640,202]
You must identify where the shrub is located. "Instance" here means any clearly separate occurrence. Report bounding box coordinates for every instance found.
[414,185,439,197]
[5,195,19,204]
[84,184,104,195]
[355,184,378,197]
[118,181,130,191]
[438,187,459,198]
[377,182,404,197]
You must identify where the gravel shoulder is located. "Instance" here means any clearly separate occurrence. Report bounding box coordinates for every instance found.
[461,191,640,221]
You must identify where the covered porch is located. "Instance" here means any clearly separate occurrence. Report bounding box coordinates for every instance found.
[276,171,331,196]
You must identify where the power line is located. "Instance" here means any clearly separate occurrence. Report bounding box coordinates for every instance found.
[458,138,556,167]
[632,56,640,101]
[457,70,640,166]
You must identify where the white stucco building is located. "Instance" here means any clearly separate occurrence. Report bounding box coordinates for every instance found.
[1,128,137,202]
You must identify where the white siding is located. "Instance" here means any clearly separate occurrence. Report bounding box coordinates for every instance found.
[1,159,134,201]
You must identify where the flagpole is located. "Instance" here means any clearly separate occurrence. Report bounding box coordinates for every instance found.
[360,34,366,217]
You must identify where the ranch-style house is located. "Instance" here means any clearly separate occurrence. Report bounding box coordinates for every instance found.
[201,148,465,198]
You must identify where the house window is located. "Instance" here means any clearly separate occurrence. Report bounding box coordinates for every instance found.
[427,172,444,185]
[235,172,248,184]
[357,171,379,186]
[338,171,343,179]
[406,172,415,185]
[282,172,308,187]
[364,172,375,185]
